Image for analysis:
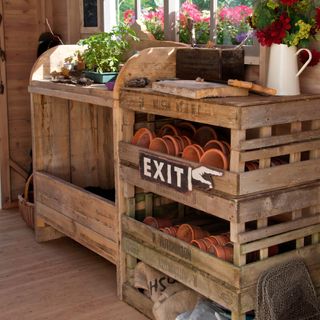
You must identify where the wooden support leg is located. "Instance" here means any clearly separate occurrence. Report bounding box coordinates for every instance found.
[34,215,64,242]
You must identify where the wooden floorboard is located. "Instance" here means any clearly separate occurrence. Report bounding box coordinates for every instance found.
[0,209,147,320]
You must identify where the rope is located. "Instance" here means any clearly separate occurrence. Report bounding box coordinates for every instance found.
[46,18,64,45]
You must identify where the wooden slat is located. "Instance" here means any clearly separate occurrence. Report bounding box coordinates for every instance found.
[238,159,320,195]
[238,214,320,244]
[239,128,320,151]
[29,81,114,107]
[122,216,240,288]
[120,165,238,221]
[257,126,272,259]
[240,98,320,129]
[32,94,71,180]
[123,284,155,320]
[35,172,117,239]
[240,224,320,254]
[120,89,241,129]
[37,203,117,264]
[240,139,320,162]
[237,181,320,223]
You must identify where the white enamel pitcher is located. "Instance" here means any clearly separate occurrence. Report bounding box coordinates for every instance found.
[267,44,312,96]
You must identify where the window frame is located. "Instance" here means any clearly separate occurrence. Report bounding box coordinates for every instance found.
[80,0,104,34]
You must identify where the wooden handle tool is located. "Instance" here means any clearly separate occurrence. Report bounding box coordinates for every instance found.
[228,79,277,96]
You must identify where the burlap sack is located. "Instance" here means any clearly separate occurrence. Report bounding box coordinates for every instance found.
[134,262,183,302]
[153,284,198,320]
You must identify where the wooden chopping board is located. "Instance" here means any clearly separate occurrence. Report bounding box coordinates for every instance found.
[152,80,248,99]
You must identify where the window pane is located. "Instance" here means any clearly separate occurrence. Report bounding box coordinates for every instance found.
[83,0,98,27]
[179,0,211,44]
[141,1,165,40]
[119,0,135,24]
[216,0,253,45]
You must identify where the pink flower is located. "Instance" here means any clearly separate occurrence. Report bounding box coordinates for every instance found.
[219,5,252,25]
[180,1,202,23]
[123,9,135,25]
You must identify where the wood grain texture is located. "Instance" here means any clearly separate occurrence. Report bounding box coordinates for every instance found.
[152,80,248,99]
[0,209,146,320]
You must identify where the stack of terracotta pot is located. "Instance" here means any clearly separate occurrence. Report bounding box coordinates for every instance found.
[143,217,233,263]
[245,158,288,171]
[132,122,230,170]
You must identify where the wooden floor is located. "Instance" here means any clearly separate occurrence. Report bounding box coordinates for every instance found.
[0,209,147,320]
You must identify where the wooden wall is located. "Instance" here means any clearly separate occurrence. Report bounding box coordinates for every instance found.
[0,0,46,208]
[0,0,98,208]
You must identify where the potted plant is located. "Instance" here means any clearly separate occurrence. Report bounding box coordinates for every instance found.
[78,24,138,83]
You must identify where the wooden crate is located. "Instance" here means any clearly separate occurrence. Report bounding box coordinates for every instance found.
[29,45,118,264]
[121,189,320,319]
[115,47,320,319]
[120,88,320,196]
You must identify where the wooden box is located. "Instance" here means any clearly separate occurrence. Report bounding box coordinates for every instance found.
[121,186,320,319]
[120,88,320,197]
[176,48,245,82]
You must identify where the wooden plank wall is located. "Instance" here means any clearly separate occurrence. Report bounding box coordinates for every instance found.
[0,0,84,208]
[0,0,45,208]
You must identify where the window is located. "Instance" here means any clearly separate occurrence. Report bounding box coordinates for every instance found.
[81,0,103,34]
[102,1,259,64]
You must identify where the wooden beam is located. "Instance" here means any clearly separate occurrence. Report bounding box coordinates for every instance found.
[164,0,179,42]
[0,0,11,208]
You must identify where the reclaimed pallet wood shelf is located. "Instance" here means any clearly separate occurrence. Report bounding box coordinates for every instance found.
[117,47,320,320]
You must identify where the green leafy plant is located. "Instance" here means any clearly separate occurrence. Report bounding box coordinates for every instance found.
[78,24,138,73]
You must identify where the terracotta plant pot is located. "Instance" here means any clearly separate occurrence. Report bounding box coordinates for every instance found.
[190,239,208,251]
[193,126,218,146]
[176,224,209,243]
[149,137,169,154]
[173,136,185,154]
[176,122,197,138]
[221,141,231,155]
[203,139,228,155]
[200,149,229,170]
[143,216,172,229]
[131,128,155,148]
[245,161,259,171]
[163,135,180,156]
[181,135,193,148]
[159,124,180,137]
[208,244,233,262]
[182,144,204,163]
[160,225,179,237]
[210,234,230,246]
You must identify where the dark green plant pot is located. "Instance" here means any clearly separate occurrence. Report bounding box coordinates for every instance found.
[84,70,118,84]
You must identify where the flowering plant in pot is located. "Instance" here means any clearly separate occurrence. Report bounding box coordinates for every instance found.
[250,0,320,61]
[78,24,138,83]
[250,0,320,95]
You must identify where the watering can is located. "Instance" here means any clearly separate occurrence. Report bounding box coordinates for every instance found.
[267,44,312,96]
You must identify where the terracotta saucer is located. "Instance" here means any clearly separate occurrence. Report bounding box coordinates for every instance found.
[176,122,197,138]
[131,128,155,148]
[149,137,169,154]
[173,136,185,154]
[221,141,231,155]
[163,135,180,156]
[181,135,193,148]
[182,144,204,163]
[158,124,180,137]
[203,139,228,155]
[200,148,229,170]
[193,126,218,146]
